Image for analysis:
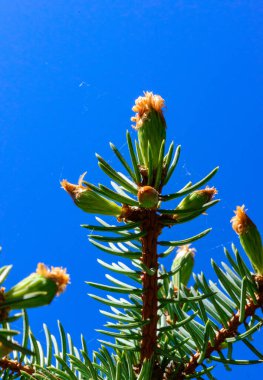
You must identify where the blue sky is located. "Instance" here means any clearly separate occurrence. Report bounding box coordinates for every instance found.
[0,1,262,378]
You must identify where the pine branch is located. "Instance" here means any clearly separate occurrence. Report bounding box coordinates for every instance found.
[0,358,34,376]
[3,91,262,380]
[176,276,263,379]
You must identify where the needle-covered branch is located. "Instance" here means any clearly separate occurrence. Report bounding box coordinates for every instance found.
[176,276,263,379]
[2,92,262,380]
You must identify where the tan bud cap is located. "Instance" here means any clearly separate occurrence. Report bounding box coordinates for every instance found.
[36,263,70,295]
[231,205,253,235]
[131,91,165,129]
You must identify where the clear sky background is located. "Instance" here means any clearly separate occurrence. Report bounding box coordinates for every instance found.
[0,1,262,378]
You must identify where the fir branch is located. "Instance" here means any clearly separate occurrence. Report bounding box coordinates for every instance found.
[176,276,263,379]
[3,91,260,380]
[0,357,34,376]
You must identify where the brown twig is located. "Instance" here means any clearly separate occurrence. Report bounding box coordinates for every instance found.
[122,205,162,363]
[175,277,263,379]
[140,211,161,361]
[0,357,34,375]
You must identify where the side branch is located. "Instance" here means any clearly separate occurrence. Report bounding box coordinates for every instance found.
[177,276,263,379]
[0,358,34,375]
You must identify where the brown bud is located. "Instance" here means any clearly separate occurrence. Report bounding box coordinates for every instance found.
[138,186,159,209]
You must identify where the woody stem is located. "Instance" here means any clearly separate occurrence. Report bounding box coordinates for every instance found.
[140,211,160,362]
[0,358,34,376]
[175,277,263,379]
